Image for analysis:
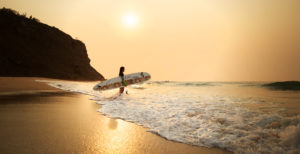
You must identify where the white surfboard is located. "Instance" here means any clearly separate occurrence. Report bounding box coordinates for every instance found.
[93,72,151,91]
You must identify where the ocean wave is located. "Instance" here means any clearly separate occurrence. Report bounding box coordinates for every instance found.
[42,80,300,153]
[263,81,300,91]
[97,93,300,153]
[176,82,215,86]
[148,81,215,87]
[148,81,266,87]
[147,81,170,85]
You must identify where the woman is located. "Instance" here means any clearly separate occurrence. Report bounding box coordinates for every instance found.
[119,66,127,95]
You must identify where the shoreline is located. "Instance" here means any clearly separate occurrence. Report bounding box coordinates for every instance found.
[0,77,231,153]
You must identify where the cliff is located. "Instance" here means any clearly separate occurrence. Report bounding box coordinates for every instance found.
[0,8,104,81]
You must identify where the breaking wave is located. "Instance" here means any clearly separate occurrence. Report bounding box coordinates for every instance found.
[263,81,300,91]
[40,80,300,153]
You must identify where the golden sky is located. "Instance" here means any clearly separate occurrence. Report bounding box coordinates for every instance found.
[1,0,300,81]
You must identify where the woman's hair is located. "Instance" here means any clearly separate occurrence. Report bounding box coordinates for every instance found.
[119,66,125,76]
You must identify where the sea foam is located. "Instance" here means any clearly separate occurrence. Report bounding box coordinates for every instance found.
[39,80,300,153]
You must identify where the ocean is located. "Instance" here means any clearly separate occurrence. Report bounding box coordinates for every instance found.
[39,80,300,153]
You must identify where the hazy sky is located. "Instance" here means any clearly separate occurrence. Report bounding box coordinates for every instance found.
[1,0,300,81]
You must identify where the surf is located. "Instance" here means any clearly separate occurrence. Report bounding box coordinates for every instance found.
[40,80,300,153]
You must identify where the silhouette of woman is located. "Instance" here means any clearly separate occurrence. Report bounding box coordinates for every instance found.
[119,66,127,95]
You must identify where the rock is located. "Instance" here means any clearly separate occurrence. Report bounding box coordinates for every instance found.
[0,8,105,81]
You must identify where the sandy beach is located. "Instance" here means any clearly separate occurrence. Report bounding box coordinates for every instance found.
[0,77,230,153]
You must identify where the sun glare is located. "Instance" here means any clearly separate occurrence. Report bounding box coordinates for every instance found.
[122,14,138,28]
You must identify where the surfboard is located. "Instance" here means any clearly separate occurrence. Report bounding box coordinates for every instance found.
[93,72,151,91]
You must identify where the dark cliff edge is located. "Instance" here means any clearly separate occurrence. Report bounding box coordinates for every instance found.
[0,8,105,81]
[263,81,300,91]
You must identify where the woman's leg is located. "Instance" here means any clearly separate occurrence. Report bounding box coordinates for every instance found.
[119,87,124,94]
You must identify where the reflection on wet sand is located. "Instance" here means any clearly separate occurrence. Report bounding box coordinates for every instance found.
[108,118,118,130]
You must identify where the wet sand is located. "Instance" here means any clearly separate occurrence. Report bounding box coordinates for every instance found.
[0,77,230,153]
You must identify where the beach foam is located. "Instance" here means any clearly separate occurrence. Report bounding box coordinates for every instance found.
[40,80,300,153]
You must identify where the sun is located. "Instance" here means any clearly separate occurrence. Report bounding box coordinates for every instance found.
[122,13,138,28]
